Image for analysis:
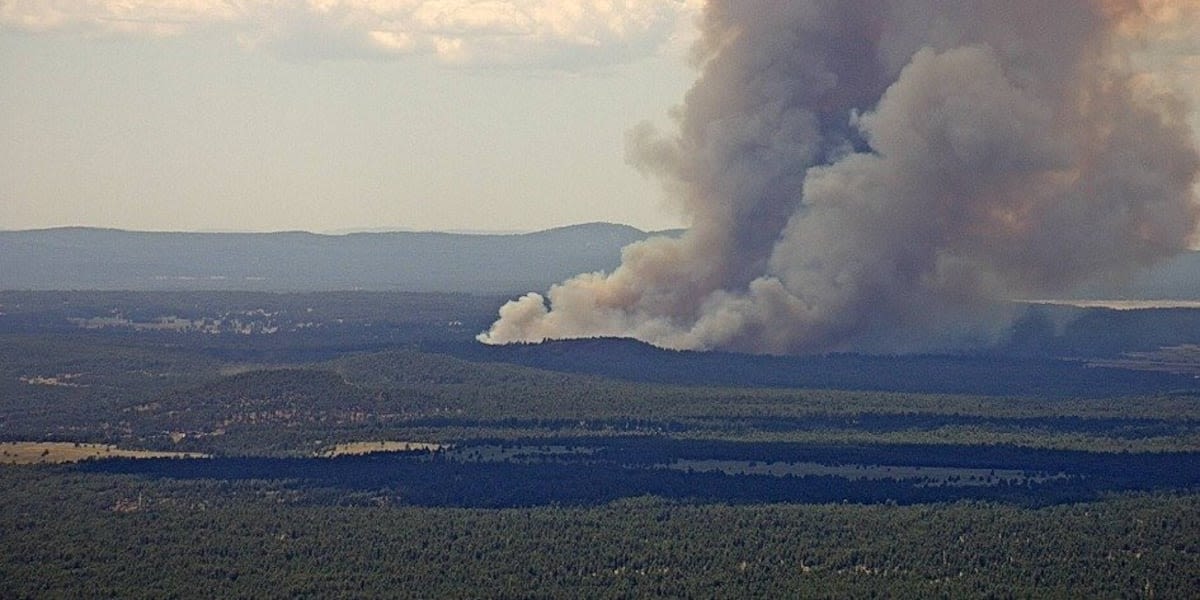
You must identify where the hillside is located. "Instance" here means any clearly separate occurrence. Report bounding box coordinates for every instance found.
[443,337,1200,399]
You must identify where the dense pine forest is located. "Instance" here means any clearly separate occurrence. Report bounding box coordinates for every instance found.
[2,291,1198,597]
[3,469,1197,598]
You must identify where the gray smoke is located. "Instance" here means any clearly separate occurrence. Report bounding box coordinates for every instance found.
[480,0,1200,354]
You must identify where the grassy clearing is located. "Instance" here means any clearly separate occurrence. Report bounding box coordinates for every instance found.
[0,442,208,465]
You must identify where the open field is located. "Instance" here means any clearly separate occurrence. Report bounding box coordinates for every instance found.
[0,442,208,465]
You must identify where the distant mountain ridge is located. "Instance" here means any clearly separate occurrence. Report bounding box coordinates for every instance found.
[0,223,677,293]
[1,224,1196,298]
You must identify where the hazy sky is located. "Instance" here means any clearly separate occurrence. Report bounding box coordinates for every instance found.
[0,1,700,233]
[2,2,1197,236]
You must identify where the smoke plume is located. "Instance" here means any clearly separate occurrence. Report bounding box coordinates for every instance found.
[480,0,1200,354]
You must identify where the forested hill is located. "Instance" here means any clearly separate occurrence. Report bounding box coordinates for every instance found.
[0,223,676,292]
[443,337,1200,399]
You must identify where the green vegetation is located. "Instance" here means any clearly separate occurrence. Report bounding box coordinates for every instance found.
[3,334,1199,457]
[2,291,1199,597]
[1,468,1196,598]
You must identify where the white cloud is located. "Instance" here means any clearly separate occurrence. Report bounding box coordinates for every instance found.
[0,1,242,33]
[0,0,699,67]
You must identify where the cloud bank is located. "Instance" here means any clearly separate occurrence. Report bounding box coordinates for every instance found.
[480,0,1200,354]
[0,0,699,67]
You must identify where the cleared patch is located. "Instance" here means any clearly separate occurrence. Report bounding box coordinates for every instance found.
[0,442,208,465]
[319,441,445,457]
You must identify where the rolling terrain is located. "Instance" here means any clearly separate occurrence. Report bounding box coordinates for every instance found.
[1,290,1198,597]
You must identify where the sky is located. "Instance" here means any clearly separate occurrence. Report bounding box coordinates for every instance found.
[2,1,1197,237]
[0,1,701,234]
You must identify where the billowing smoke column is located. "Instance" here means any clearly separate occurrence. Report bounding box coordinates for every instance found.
[480,0,1200,354]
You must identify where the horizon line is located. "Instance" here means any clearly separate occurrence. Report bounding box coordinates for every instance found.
[0,221,689,237]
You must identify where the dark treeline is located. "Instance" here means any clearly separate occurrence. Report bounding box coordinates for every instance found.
[401,413,1196,439]
[443,338,1200,398]
[78,438,1200,509]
